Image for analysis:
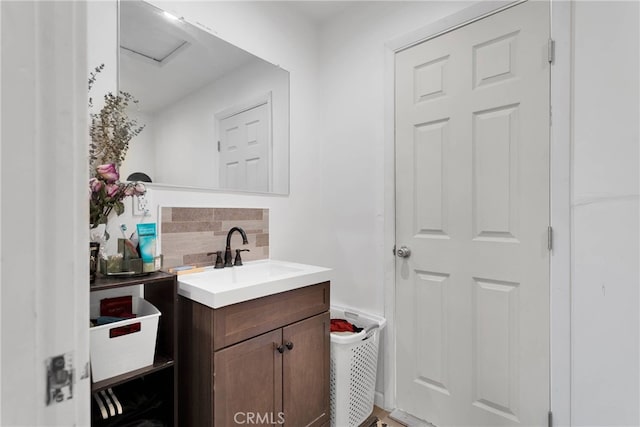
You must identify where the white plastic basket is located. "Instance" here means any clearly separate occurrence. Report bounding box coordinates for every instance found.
[330,306,387,427]
[90,297,160,382]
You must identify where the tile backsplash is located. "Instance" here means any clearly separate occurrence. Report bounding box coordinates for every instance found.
[160,207,269,269]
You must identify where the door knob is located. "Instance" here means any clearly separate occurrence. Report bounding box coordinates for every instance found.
[396,246,411,258]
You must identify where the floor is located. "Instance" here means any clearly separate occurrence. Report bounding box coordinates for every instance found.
[369,406,407,427]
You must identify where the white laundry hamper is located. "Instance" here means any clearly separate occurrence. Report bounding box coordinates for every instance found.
[330,306,386,427]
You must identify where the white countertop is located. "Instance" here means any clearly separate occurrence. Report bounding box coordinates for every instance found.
[177,259,332,309]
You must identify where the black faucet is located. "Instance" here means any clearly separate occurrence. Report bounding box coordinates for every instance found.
[225,227,248,267]
[205,251,224,269]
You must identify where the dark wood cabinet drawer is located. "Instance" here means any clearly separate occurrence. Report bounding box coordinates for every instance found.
[213,282,329,350]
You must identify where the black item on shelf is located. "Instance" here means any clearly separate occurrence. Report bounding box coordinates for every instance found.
[117,419,164,427]
[92,378,166,427]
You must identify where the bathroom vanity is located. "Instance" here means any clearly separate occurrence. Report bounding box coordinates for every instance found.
[177,260,331,426]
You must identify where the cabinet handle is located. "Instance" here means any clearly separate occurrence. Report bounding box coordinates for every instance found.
[276,344,285,354]
[285,341,294,351]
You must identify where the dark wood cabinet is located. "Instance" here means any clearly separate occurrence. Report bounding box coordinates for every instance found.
[90,272,178,426]
[179,282,330,427]
[282,312,331,427]
[214,329,284,425]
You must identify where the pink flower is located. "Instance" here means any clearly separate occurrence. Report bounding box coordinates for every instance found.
[105,183,120,198]
[89,177,103,193]
[133,182,146,196]
[96,164,119,183]
[124,185,135,197]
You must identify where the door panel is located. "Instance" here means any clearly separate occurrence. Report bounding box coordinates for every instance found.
[414,119,450,237]
[472,278,520,422]
[282,313,330,427]
[395,2,550,426]
[472,105,520,241]
[213,329,283,426]
[414,271,450,395]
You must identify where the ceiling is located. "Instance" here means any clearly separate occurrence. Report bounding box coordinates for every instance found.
[285,1,355,24]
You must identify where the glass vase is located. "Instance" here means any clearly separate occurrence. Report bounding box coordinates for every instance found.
[89,242,100,283]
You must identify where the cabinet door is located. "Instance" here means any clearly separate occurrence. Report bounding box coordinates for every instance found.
[214,329,283,426]
[282,312,330,427]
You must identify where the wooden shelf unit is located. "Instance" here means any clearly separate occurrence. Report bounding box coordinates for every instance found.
[90,271,178,426]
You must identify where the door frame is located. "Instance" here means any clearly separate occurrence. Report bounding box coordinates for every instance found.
[1,1,91,424]
[382,1,571,424]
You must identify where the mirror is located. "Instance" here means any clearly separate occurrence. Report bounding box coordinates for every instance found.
[118,1,290,194]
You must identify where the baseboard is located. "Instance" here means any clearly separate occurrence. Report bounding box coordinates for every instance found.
[374,391,385,410]
[388,409,434,427]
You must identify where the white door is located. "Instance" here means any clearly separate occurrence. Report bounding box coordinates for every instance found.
[219,101,270,192]
[395,2,550,426]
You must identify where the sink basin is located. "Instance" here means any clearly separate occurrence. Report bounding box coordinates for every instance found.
[177,259,332,309]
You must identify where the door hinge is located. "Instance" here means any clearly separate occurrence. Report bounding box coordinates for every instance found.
[548,39,556,64]
[547,226,553,251]
[217,140,221,152]
[548,410,553,427]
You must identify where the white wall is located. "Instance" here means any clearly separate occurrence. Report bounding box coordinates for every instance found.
[571,2,639,425]
[87,1,117,114]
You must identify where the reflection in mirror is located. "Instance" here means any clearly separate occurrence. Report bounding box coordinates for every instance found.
[119,1,290,194]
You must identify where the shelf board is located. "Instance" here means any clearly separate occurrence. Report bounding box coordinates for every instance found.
[90,271,174,292]
[91,355,174,393]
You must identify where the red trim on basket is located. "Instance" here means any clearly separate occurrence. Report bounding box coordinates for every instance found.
[109,322,141,338]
